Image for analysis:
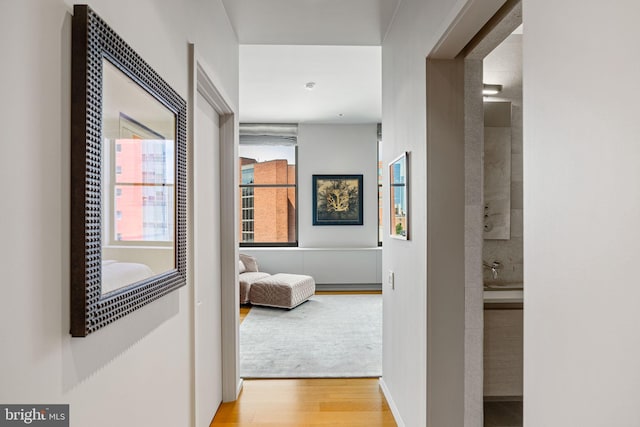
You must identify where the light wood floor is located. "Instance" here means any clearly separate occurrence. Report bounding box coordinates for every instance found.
[220,291,394,426]
[210,378,396,426]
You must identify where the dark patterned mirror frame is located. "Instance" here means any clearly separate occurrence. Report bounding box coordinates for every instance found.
[70,5,187,337]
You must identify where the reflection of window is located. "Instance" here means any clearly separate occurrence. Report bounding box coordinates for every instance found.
[112,137,174,244]
[239,142,297,246]
[390,153,408,239]
[391,178,406,236]
[377,126,383,246]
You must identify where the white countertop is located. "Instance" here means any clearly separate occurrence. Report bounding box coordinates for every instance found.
[483,283,523,303]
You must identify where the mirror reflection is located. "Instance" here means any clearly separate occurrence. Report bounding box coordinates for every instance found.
[390,152,408,240]
[101,59,176,294]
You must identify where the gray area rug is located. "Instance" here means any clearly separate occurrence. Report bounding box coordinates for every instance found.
[240,294,382,378]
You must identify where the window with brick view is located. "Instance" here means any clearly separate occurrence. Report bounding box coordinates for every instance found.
[239,144,297,246]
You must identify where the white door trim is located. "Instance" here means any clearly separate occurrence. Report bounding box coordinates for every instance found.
[189,44,240,415]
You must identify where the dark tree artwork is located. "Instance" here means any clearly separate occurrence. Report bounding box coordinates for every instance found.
[312,175,363,226]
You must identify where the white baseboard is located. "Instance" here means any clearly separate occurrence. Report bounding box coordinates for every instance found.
[379,377,405,427]
[236,378,244,398]
[315,283,382,291]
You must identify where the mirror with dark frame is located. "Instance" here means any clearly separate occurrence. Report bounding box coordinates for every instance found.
[70,5,187,337]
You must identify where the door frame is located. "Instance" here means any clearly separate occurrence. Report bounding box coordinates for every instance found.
[189,44,240,417]
[425,0,521,425]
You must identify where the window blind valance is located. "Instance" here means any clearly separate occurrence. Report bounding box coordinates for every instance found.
[239,123,298,146]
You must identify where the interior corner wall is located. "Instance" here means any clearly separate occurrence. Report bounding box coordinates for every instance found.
[297,123,379,248]
[0,1,238,426]
[524,1,640,426]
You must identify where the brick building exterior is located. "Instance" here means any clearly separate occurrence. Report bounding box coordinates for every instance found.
[240,157,296,243]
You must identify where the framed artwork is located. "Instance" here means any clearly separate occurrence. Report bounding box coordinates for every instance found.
[389,152,409,240]
[312,174,363,225]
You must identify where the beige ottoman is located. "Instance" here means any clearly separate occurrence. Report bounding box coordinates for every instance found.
[239,272,271,304]
[249,273,315,309]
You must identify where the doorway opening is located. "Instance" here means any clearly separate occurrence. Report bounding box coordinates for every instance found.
[235,44,383,381]
[480,22,524,427]
[190,45,239,427]
[425,0,522,425]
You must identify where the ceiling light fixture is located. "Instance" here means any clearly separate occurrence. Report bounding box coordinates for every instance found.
[304,81,316,90]
[483,84,503,96]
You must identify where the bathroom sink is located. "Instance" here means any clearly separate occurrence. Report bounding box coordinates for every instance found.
[484,282,523,290]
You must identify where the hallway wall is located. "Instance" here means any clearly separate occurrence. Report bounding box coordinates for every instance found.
[524,1,640,425]
[0,1,238,426]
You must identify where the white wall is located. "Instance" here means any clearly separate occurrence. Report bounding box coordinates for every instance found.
[0,1,238,426]
[524,1,640,425]
[298,123,379,248]
[240,247,382,286]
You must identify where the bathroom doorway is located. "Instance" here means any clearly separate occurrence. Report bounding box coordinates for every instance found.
[481,23,524,427]
[425,0,522,425]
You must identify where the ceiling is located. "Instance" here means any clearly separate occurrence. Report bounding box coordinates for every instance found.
[240,45,381,124]
[222,0,400,46]
[223,0,398,124]
[483,31,523,106]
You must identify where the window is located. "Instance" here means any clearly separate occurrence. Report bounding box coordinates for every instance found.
[239,125,297,246]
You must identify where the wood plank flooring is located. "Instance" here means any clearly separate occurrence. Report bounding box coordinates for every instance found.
[210,378,396,426]
[240,305,251,323]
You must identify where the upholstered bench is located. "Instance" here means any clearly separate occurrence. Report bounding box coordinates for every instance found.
[249,273,316,309]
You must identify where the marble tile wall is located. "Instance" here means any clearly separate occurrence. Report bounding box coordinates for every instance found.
[484,124,512,240]
[483,103,523,285]
[483,34,523,286]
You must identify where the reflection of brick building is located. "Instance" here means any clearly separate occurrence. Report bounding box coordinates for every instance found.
[240,157,296,243]
[115,139,172,242]
[378,160,383,241]
[391,161,406,236]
